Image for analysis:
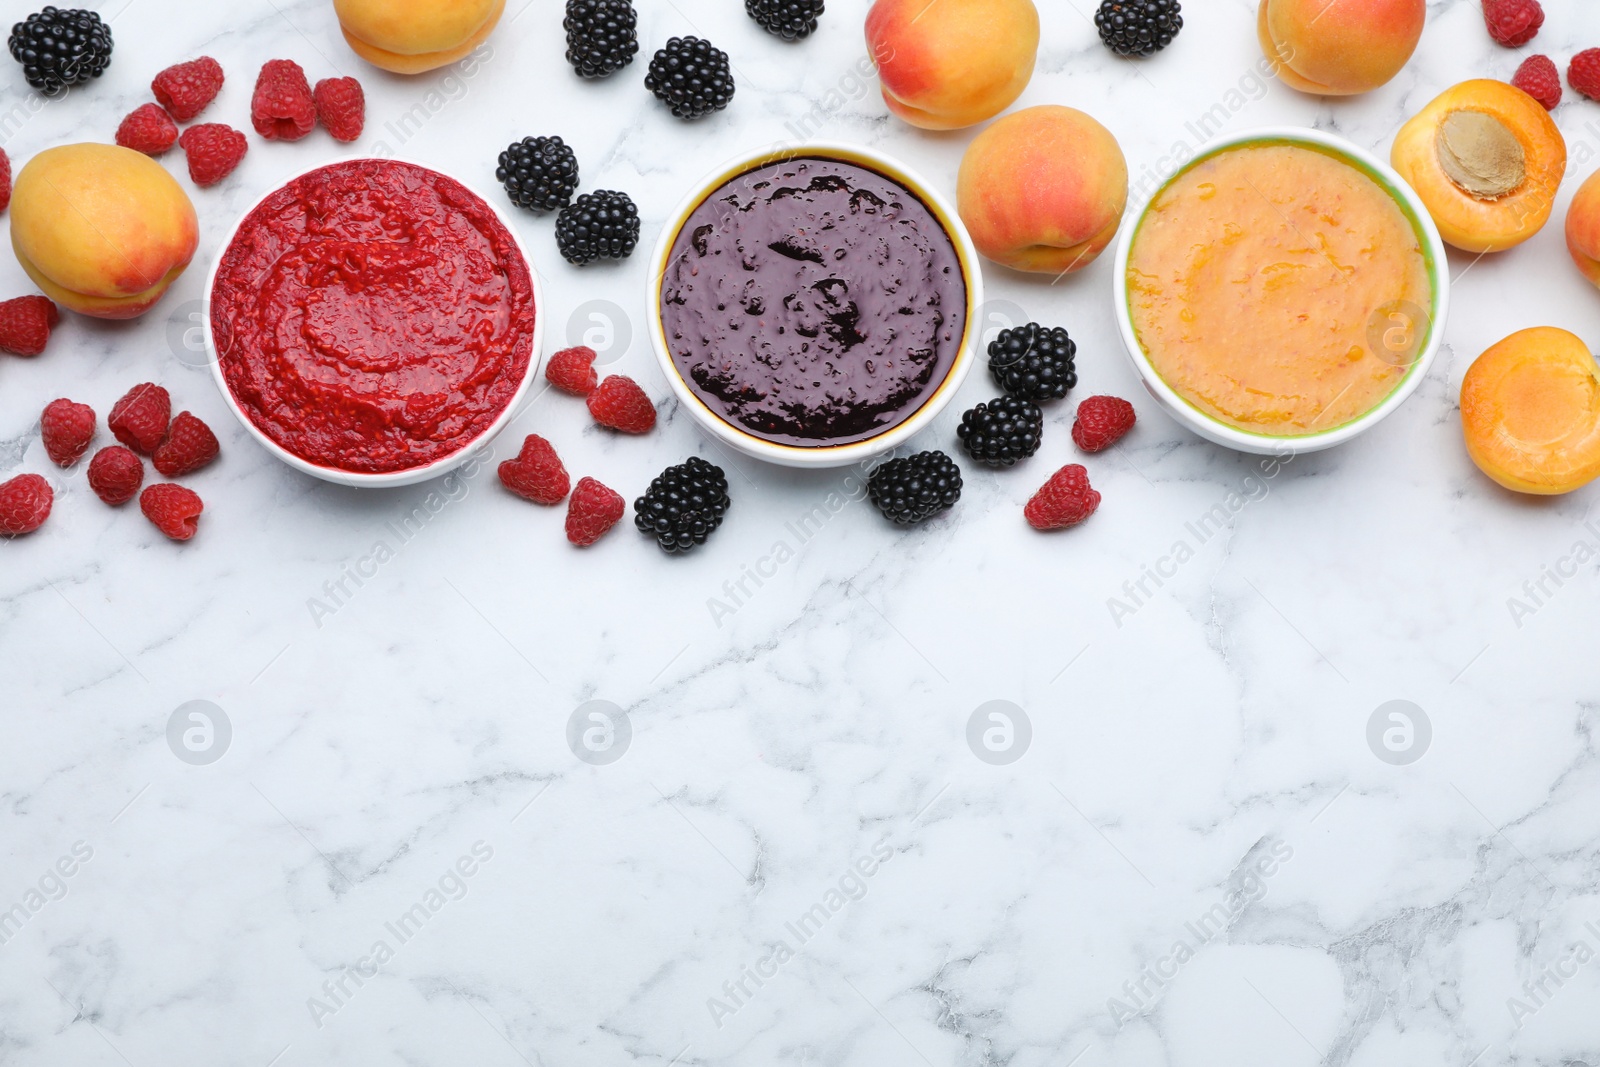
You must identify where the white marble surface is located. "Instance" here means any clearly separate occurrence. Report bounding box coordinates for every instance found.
[3,0,1600,1064]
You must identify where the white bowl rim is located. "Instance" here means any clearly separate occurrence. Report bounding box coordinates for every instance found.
[203,155,545,489]
[645,139,985,470]
[1111,126,1451,454]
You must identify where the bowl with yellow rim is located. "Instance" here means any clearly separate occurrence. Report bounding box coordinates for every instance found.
[646,141,983,469]
[1113,127,1450,455]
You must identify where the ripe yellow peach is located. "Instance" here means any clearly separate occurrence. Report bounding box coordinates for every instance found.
[334,0,503,75]
[1392,80,1564,253]
[865,0,1038,131]
[956,105,1128,275]
[1461,327,1600,495]
[1258,0,1424,96]
[10,143,198,321]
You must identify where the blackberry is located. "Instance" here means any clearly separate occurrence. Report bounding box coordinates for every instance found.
[746,0,825,40]
[555,189,640,265]
[1094,0,1183,57]
[634,457,730,553]
[564,0,638,79]
[956,396,1043,468]
[645,36,735,120]
[868,451,962,526]
[496,136,579,212]
[8,6,112,96]
[988,322,1078,402]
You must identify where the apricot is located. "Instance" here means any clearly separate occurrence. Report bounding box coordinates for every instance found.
[956,105,1127,275]
[334,0,503,74]
[1461,327,1600,495]
[1564,168,1600,288]
[1258,0,1424,96]
[865,0,1038,131]
[1392,79,1564,253]
[10,144,198,321]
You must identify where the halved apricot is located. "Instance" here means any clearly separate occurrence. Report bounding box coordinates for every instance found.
[1392,79,1565,253]
[1461,327,1600,495]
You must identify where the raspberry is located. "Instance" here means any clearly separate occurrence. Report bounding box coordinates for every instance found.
[587,375,656,433]
[251,59,315,141]
[87,446,143,505]
[152,56,224,122]
[565,476,624,546]
[1071,395,1137,452]
[1025,464,1101,531]
[1512,54,1561,109]
[1483,0,1542,48]
[108,383,171,453]
[115,103,178,155]
[0,295,59,356]
[0,473,51,535]
[152,411,219,477]
[498,434,570,504]
[313,76,364,141]
[546,345,599,396]
[179,123,247,187]
[40,398,95,466]
[140,483,203,541]
[1570,49,1600,103]
[0,147,10,213]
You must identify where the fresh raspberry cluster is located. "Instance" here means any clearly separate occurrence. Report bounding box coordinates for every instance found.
[493,347,664,546]
[1479,2,1600,107]
[111,56,365,188]
[1021,396,1138,532]
[2,381,219,540]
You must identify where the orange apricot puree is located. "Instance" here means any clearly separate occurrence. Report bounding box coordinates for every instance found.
[1127,143,1433,436]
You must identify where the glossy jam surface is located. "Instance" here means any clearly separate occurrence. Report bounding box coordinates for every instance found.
[1127,144,1433,436]
[213,159,535,473]
[661,156,966,447]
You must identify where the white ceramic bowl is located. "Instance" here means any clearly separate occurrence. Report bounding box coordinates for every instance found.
[646,142,984,469]
[1112,127,1450,455]
[205,158,544,488]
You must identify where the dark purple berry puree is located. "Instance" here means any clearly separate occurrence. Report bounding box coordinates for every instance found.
[661,156,967,447]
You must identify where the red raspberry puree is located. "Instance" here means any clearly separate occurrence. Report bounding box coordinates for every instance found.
[212,159,535,474]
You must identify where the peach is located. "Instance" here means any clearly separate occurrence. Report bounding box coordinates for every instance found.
[1258,0,1424,96]
[1565,168,1600,288]
[1392,79,1564,253]
[1461,327,1600,495]
[10,144,198,321]
[865,0,1038,131]
[956,105,1128,276]
[334,0,503,75]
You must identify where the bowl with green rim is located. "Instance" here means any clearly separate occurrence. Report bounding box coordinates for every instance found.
[1111,127,1449,455]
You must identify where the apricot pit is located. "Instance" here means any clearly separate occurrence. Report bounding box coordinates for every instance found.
[1436,111,1525,200]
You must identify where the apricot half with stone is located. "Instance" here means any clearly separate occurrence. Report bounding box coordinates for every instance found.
[1461,327,1600,495]
[1391,79,1565,253]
